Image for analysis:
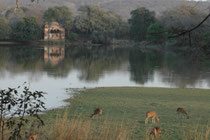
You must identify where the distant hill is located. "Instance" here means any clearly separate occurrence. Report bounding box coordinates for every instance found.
[1,0,210,20]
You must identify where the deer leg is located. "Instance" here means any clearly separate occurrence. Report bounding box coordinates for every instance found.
[152,117,155,123]
[145,117,149,124]
[154,134,157,140]
[156,117,159,123]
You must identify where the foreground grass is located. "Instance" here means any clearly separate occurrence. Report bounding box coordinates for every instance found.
[40,87,210,140]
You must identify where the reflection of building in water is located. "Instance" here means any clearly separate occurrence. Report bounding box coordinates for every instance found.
[44,22,65,40]
[44,46,65,66]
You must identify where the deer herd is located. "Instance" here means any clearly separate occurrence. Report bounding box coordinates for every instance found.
[28,107,189,140]
[88,107,190,140]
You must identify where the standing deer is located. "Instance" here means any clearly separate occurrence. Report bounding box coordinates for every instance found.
[145,111,160,124]
[90,108,102,118]
[149,127,161,140]
[29,133,37,140]
[177,107,190,119]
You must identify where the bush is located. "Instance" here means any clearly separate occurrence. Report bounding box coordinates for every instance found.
[0,84,46,140]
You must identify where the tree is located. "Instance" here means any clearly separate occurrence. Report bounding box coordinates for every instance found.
[72,5,126,44]
[43,6,72,26]
[160,5,208,46]
[73,5,121,34]
[12,16,41,41]
[128,7,156,41]
[147,23,166,43]
[0,17,11,40]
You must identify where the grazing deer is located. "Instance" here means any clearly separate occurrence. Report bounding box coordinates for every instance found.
[145,111,160,124]
[90,108,102,118]
[149,127,161,140]
[29,133,37,140]
[177,107,189,119]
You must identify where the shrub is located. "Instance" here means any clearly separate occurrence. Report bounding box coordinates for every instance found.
[0,84,46,140]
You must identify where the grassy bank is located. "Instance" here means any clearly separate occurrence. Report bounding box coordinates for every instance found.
[40,87,210,140]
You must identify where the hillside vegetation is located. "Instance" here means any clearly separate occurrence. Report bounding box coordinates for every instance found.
[1,0,210,20]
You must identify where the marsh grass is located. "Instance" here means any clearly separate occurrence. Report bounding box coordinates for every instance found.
[182,125,210,140]
[49,112,129,140]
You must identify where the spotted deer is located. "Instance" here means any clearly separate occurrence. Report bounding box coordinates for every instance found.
[90,108,102,118]
[145,111,160,124]
[29,133,37,140]
[177,107,189,119]
[149,127,161,140]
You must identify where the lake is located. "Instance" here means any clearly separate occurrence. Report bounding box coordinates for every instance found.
[0,44,210,109]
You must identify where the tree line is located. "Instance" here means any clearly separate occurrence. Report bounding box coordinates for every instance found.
[0,5,210,46]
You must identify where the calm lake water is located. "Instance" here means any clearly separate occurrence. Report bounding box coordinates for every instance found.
[0,44,210,109]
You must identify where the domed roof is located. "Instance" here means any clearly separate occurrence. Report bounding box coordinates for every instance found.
[50,22,59,26]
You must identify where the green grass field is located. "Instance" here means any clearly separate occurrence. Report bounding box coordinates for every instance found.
[43,87,210,140]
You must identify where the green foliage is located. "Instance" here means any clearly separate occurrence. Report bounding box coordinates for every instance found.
[128,7,156,41]
[146,23,166,43]
[0,85,46,140]
[0,17,11,40]
[73,5,123,34]
[43,6,72,26]
[72,5,126,44]
[67,32,79,41]
[12,16,42,41]
[91,31,113,44]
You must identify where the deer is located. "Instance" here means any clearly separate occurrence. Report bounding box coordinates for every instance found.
[145,111,160,124]
[90,108,102,119]
[149,127,161,140]
[29,133,37,140]
[177,107,190,119]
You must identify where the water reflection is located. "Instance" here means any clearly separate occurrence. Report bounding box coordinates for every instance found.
[0,44,210,108]
[44,46,65,66]
[0,45,210,87]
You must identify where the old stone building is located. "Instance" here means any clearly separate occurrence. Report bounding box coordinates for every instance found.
[44,22,65,40]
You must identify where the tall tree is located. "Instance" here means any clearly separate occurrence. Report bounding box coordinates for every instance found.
[72,5,126,44]
[12,16,41,41]
[72,5,123,35]
[43,6,72,26]
[128,7,156,41]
